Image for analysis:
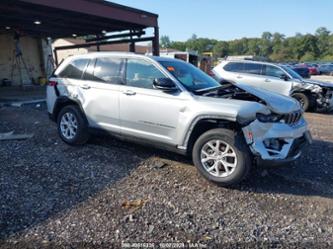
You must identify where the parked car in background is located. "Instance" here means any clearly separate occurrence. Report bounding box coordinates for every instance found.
[289,66,310,79]
[318,64,333,75]
[296,63,319,75]
[213,60,333,112]
[47,53,311,186]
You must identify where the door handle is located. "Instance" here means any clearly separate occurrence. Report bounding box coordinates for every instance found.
[123,90,136,96]
[81,84,91,90]
[265,79,271,82]
[236,75,243,79]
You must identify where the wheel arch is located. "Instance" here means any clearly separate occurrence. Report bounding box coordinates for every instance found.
[52,97,86,122]
[291,90,317,110]
[183,117,240,155]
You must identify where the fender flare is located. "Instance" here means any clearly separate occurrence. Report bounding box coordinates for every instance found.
[179,114,237,150]
[51,96,86,122]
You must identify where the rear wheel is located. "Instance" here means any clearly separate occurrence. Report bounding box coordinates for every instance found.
[57,105,90,145]
[192,128,251,186]
[292,92,310,111]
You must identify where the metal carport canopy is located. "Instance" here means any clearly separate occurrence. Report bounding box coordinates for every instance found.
[0,0,159,38]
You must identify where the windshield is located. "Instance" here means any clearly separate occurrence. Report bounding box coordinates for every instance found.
[159,60,220,92]
[281,66,303,80]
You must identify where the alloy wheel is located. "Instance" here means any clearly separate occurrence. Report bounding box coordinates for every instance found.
[60,112,78,140]
[200,139,237,178]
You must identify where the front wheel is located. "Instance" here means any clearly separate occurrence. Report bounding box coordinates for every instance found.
[192,128,252,186]
[292,92,310,112]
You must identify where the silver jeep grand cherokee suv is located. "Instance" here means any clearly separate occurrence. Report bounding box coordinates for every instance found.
[47,53,312,186]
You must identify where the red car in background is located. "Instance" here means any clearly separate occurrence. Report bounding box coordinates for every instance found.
[296,63,320,75]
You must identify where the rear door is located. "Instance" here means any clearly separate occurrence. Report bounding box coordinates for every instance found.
[78,57,125,132]
[48,58,90,113]
[119,58,187,145]
[220,61,244,82]
[237,62,266,87]
[261,64,292,95]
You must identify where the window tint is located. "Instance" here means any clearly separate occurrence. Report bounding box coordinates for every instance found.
[223,62,244,72]
[93,57,124,84]
[126,59,165,89]
[59,59,89,79]
[243,63,263,75]
[263,65,285,78]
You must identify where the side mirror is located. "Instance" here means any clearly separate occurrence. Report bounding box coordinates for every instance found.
[280,74,289,81]
[153,78,178,92]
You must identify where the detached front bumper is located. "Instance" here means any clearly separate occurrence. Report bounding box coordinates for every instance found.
[242,118,312,164]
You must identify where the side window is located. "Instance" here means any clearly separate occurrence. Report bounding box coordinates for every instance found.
[126,59,165,89]
[263,65,285,78]
[59,59,89,79]
[92,57,124,84]
[223,62,244,73]
[82,59,96,81]
[243,63,263,75]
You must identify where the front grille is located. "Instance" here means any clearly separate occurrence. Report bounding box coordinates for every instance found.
[282,110,302,125]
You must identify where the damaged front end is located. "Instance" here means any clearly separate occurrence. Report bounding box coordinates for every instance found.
[200,81,312,164]
[293,80,333,111]
[242,111,312,164]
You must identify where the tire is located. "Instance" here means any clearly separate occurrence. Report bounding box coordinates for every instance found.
[292,92,310,112]
[192,128,252,186]
[57,105,90,145]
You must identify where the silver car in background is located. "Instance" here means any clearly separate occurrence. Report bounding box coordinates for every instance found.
[47,53,311,186]
[213,60,333,112]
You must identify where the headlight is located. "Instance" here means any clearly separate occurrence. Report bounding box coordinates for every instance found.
[256,113,282,123]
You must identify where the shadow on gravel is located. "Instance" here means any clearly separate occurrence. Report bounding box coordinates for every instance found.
[241,139,333,199]
[0,136,152,240]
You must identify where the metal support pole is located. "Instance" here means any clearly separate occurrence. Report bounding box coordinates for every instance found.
[152,26,160,56]
[96,34,101,51]
[54,49,58,66]
[129,42,135,53]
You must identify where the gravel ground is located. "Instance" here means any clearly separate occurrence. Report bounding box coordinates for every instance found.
[0,105,333,248]
[311,75,333,82]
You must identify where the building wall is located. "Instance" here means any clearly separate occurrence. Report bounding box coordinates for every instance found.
[53,39,89,64]
[0,34,48,86]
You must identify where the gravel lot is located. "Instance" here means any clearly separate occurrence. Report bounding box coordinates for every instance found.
[311,75,333,82]
[0,105,333,248]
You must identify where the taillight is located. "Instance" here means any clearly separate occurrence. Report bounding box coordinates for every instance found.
[48,80,58,86]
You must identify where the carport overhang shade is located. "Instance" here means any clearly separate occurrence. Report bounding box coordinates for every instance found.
[0,0,159,38]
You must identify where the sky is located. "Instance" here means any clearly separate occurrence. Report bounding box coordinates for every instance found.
[110,0,333,41]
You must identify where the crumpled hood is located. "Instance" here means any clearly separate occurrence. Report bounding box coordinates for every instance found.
[300,78,333,88]
[234,82,300,114]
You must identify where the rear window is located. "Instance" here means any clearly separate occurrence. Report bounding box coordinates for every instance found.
[223,62,244,72]
[243,63,263,75]
[59,59,89,79]
[93,57,125,84]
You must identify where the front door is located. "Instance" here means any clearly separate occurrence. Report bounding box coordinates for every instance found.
[260,64,292,96]
[119,58,187,145]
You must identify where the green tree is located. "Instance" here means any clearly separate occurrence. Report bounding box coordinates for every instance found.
[213,41,229,57]
[160,35,171,49]
[315,27,330,57]
[169,41,186,51]
[167,27,332,62]
[247,39,261,56]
